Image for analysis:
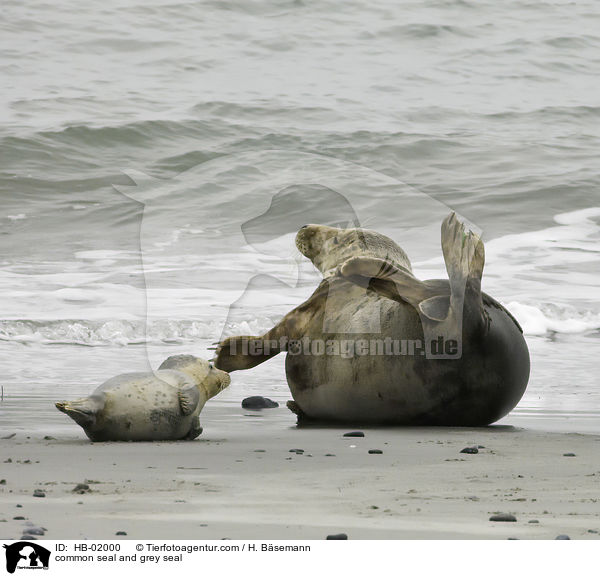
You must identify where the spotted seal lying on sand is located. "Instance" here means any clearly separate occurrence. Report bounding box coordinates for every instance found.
[56,355,230,441]
[214,213,529,426]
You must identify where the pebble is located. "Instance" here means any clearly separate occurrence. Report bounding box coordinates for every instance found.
[325,454,336,457]
[563,453,576,457]
[460,446,479,454]
[241,396,279,409]
[343,431,364,437]
[72,483,91,494]
[528,520,539,524]
[326,533,348,540]
[368,449,383,454]
[115,531,127,536]
[0,479,5,485]
[587,529,598,534]
[44,436,56,440]
[22,526,45,536]
[289,449,304,454]
[16,504,22,508]
[555,534,570,540]
[13,516,26,520]
[489,513,517,522]
[32,489,45,498]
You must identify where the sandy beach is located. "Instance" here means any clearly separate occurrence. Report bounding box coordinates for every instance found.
[1,404,599,541]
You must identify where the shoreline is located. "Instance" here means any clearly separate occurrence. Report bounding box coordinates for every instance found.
[2,409,599,540]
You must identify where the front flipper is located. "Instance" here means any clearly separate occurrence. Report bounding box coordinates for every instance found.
[339,256,440,317]
[178,385,201,416]
[184,417,203,440]
[213,335,282,372]
[214,280,330,372]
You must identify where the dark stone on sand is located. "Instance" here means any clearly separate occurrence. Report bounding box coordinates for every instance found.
[563,453,576,457]
[115,531,127,536]
[326,533,348,540]
[587,529,598,534]
[23,526,45,536]
[460,446,479,454]
[44,436,56,440]
[555,534,570,540]
[368,449,383,454]
[16,504,22,508]
[32,489,45,498]
[72,483,90,494]
[242,396,279,409]
[343,431,364,437]
[528,520,539,524]
[13,516,25,520]
[489,513,517,522]
[325,454,336,457]
[0,479,5,485]
[289,449,304,454]
[507,537,519,540]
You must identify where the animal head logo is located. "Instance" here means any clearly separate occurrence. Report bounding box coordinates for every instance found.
[114,149,475,363]
[3,542,51,573]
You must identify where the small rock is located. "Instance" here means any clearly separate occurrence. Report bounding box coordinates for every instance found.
[13,516,26,520]
[587,529,598,534]
[555,534,570,540]
[460,446,479,454]
[44,436,56,440]
[325,454,336,457]
[72,483,91,494]
[0,479,5,485]
[368,449,383,454]
[326,533,348,540]
[343,431,364,437]
[563,453,576,457]
[115,531,127,536]
[489,513,517,522]
[241,396,279,409]
[528,520,539,524]
[22,526,45,536]
[254,450,266,453]
[289,449,304,454]
[507,537,519,540]
[16,504,22,508]
[32,489,45,498]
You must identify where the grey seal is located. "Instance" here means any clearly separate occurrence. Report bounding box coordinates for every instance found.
[215,213,529,426]
[56,355,230,441]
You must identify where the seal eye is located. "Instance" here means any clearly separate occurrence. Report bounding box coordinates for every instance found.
[333,237,339,245]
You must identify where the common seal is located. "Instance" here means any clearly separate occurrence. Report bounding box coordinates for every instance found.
[56,355,230,441]
[214,213,530,426]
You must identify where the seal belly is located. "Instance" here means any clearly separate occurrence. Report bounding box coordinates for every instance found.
[285,292,530,426]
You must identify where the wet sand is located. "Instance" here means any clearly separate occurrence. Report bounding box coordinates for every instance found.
[1,405,599,540]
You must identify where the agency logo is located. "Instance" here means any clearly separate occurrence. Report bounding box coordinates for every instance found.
[3,542,50,573]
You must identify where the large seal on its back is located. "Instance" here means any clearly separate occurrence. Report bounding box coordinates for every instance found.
[56,355,230,441]
[215,213,530,426]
